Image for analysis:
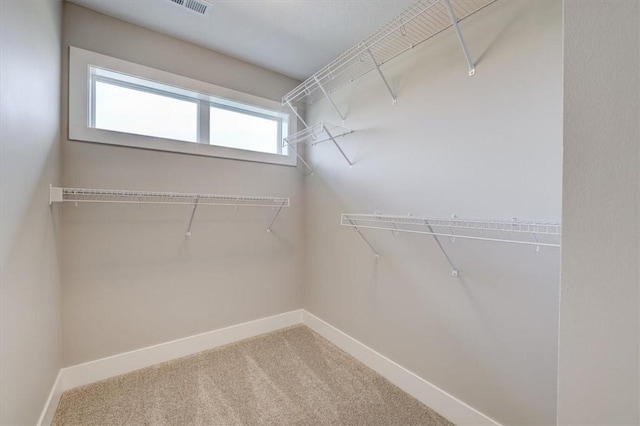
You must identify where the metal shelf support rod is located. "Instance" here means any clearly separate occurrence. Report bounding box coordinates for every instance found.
[348,219,380,259]
[267,201,287,233]
[323,124,353,167]
[286,142,314,175]
[185,197,199,237]
[532,232,541,253]
[442,0,476,76]
[313,75,346,122]
[367,48,397,104]
[426,222,459,277]
[285,100,309,128]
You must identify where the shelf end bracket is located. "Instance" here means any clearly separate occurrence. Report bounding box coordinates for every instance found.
[49,185,63,205]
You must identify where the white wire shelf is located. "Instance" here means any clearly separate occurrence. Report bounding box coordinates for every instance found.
[342,214,561,247]
[282,0,496,111]
[50,186,290,235]
[283,122,354,173]
[284,122,353,147]
[50,187,289,207]
[342,213,561,277]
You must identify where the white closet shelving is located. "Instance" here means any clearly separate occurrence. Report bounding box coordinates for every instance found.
[341,213,561,276]
[283,122,354,173]
[282,0,496,123]
[49,186,290,235]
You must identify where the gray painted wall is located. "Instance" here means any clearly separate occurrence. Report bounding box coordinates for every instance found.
[304,1,562,424]
[60,3,304,366]
[0,0,63,424]
[558,1,640,424]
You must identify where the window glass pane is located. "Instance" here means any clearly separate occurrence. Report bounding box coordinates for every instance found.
[210,106,279,154]
[94,80,198,142]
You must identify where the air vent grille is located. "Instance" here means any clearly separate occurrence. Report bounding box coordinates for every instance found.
[167,0,211,16]
[185,0,208,15]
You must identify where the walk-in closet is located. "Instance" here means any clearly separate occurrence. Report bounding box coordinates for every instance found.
[1,0,638,425]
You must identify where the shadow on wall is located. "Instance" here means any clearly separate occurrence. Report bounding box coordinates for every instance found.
[1,142,62,425]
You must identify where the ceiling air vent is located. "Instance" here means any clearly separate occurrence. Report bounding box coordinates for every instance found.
[168,0,212,16]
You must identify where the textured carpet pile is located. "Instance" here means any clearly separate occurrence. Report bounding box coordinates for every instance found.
[53,325,453,425]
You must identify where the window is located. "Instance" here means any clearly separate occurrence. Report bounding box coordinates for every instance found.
[209,106,281,154]
[93,76,199,143]
[69,47,295,165]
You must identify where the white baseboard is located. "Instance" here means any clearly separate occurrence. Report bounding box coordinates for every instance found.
[302,311,502,426]
[37,370,63,426]
[38,309,303,425]
[39,308,499,426]
[61,309,304,391]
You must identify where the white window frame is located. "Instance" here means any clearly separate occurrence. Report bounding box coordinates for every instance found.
[69,46,296,166]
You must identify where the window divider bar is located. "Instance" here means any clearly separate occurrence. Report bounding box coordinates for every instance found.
[277,118,283,155]
[89,74,97,128]
[198,100,210,144]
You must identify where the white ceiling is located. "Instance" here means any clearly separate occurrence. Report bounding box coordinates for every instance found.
[67,0,414,81]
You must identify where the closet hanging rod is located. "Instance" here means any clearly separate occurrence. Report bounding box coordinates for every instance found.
[341,214,562,248]
[49,186,290,208]
[282,0,496,109]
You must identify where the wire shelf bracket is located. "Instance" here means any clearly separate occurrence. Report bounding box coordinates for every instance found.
[367,48,397,104]
[284,100,309,129]
[185,196,199,237]
[288,143,315,176]
[314,75,345,123]
[442,0,476,76]
[283,122,354,172]
[346,217,380,259]
[341,213,562,277]
[267,200,289,233]
[50,185,291,236]
[422,216,459,277]
[282,0,496,113]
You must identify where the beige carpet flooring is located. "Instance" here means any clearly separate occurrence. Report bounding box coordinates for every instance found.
[53,325,453,425]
